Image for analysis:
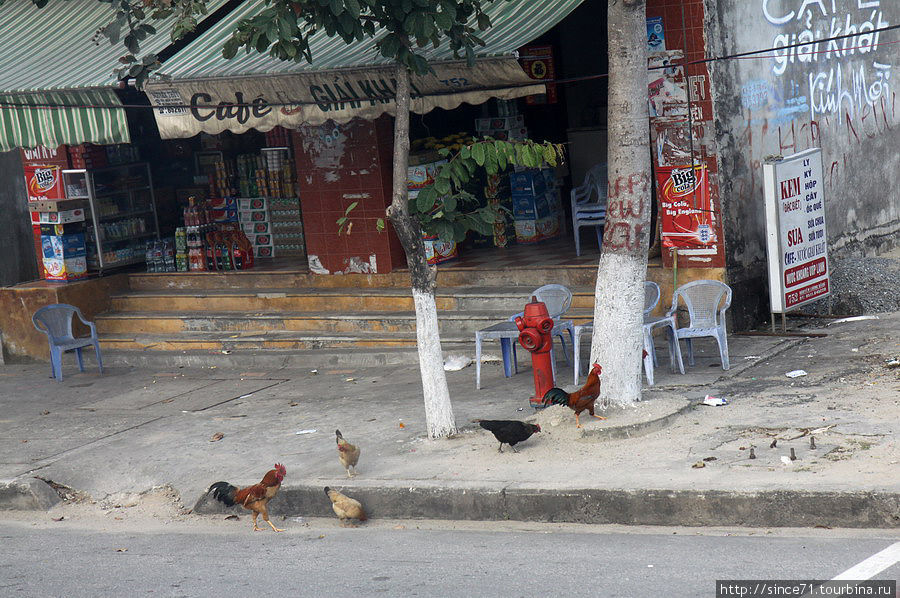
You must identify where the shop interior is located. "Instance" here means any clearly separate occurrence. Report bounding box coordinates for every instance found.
[33,0,654,282]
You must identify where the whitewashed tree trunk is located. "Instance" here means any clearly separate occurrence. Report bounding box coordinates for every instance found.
[385,63,458,439]
[590,0,652,408]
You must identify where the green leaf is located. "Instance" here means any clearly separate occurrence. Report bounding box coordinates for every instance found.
[442,196,457,213]
[329,0,343,15]
[452,221,468,242]
[471,143,485,166]
[434,9,452,30]
[480,209,498,224]
[344,201,358,215]
[416,187,436,213]
[376,218,385,232]
[223,38,239,59]
[435,178,451,196]
[495,143,507,170]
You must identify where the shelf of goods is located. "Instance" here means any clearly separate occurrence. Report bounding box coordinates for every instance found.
[62,163,160,273]
[238,196,303,258]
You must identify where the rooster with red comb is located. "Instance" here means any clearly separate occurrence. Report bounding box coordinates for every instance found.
[208,463,287,532]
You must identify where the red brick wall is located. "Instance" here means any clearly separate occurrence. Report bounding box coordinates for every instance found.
[292,116,406,274]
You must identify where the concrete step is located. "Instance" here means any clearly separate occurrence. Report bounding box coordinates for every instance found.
[127,264,605,292]
[108,287,598,313]
[94,309,596,335]
[98,330,478,352]
[95,309,593,335]
[100,346,430,370]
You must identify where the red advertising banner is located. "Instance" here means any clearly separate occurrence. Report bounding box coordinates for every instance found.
[518,45,558,105]
[657,164,716,249]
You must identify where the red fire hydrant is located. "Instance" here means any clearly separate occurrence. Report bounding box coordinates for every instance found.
[515,296,556,407]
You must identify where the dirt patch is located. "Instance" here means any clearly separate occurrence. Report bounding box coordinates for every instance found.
[41,485,190,525]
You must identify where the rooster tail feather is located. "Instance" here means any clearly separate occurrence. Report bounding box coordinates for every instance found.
[541,387,569,406]
[208,481,237,507]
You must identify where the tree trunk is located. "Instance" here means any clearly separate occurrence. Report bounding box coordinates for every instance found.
[589,0,652,408]
[385,63,458,439]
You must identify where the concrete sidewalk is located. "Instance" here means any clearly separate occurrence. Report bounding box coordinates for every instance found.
[1,312,898,528]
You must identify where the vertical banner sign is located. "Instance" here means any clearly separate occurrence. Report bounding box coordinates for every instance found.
[518,45,558,105]
[763,148,830,313]
[657,164,718,252]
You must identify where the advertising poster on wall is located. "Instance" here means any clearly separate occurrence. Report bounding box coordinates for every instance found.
[657,164,721,265]
[763,148,830,314]
[646,17,666,52]
[23,164,66,203]
[648,50,688,118]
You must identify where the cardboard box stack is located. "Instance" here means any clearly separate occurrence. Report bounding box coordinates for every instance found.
[24,160,89,281]
[207,196,238,224]
[509,168,562,244]
[407,158,457,265]
[474,114,527,142]
[268,197,305,257]
[239,197,274,258]
[39,222,88,281]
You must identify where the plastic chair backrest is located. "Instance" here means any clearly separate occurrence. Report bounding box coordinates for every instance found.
[532,284,573,319]
[574,164,607,207]
[643,281,660,317]
[673,280,732,328]
[32,304,80,343]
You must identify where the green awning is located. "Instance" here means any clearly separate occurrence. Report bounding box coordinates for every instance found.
[0,0,224,149]
[0,89,130,152]
[147,0,584,136]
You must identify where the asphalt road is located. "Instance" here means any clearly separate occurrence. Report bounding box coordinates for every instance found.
[0,518,897,597]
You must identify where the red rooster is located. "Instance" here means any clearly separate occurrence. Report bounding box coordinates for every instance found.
[208,463,286,532]
[541,363,607,428]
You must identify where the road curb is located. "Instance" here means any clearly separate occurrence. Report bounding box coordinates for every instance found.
[582,399,697,440]
[194,484,900,529]
[0,478,60,511]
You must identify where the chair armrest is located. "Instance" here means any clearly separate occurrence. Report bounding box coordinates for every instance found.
[75,310,100,339]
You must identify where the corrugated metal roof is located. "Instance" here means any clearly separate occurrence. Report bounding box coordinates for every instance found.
[0,0,226,93]
[158,0,584,80]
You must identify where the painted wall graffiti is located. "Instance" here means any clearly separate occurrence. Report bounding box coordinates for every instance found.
[763,0,891,119]
[601,173,650,252]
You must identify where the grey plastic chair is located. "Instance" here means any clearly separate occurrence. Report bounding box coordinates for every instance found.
[666,280,732,370]
[508,284,575,380]
[571,164,607,256]
[32,304,104,382]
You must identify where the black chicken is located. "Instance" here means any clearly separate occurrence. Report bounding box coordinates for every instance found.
[474,419,542,453]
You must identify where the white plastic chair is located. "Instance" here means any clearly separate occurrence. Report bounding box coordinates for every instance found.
[666,280,732,370]
[571,164,607,256]
[573,281,683,385]
[508,284,575,380]
[641,281,684,385]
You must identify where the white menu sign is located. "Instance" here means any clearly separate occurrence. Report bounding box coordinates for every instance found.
[763,148,830,313]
